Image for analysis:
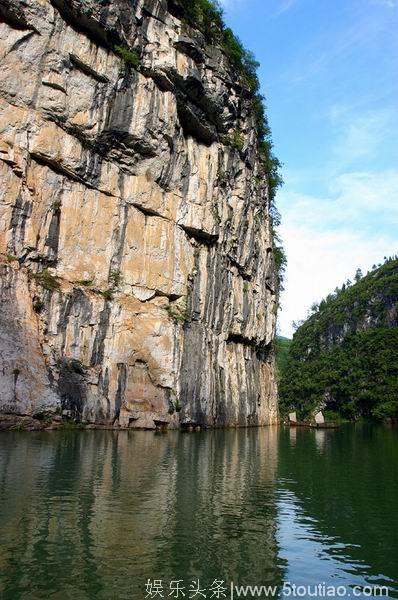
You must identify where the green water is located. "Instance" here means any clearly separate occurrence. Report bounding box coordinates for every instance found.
[0,425,397,599]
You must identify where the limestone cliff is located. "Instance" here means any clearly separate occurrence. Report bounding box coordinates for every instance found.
[0,0,279,429]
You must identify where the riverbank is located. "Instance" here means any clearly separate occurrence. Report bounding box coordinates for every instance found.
[0,413,279,432]
[2,412,396,432]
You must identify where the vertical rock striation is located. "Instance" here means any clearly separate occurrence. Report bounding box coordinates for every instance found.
[0,0,279,428]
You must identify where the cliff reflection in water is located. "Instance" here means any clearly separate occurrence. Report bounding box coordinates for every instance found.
[2,426,397,600]
[0,429,284,600]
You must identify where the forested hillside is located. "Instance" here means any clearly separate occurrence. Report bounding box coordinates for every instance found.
[280,258,398,421]
[275,337,291,378]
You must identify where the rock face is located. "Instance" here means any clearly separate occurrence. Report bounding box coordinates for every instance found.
[0,0,278,428]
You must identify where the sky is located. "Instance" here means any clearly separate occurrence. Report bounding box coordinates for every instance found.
[219,0,398,337]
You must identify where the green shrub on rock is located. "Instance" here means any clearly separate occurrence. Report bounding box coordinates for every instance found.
[114,45,140,69]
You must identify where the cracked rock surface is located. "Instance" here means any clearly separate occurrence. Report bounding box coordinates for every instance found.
[0,0,278,429]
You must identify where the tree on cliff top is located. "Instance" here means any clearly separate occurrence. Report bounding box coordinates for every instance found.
[174,0,283,199]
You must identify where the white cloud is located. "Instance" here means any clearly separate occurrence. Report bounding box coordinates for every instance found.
[371,0,396,7]
[276,102,398,337]
[281,14,388,87]
[332,169,398,215]
[284,170,398,227]
[276,0,298,14]
[331,109,393,166]
[277,169,398,337]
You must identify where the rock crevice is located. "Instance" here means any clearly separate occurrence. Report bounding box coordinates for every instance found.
[0,0,278,429]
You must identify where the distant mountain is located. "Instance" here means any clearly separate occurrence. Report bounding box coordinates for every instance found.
[279,258,398,421]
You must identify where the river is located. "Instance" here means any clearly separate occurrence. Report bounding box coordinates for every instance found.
[0,425,396,599]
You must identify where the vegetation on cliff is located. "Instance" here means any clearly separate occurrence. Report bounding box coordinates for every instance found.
[0,0,281,428]
[174,0,286,295]
[279,258,398,421]
[175,0,283,198]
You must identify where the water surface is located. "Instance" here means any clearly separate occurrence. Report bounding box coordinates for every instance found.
[0,425,397,599]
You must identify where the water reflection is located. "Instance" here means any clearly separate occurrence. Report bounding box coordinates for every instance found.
[314,428,326,453]
[0,429,284,600]
[277,425,398,597]
[154,428,282,587]
[278,488,395,593]
[0,426,397,600]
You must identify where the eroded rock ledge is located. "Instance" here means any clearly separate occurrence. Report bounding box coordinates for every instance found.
[0,0,278,429]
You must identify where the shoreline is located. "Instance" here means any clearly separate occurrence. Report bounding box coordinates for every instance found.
[2,413,396,432]
[0,413,281,432]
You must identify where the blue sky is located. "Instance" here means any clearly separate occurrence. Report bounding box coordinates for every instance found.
[220,0,398,336]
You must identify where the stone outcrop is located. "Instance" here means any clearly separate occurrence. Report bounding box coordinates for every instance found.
[0,0,278,429]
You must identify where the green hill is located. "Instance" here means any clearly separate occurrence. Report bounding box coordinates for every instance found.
[279,257,398,421]
[275,336,291,378]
